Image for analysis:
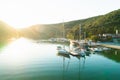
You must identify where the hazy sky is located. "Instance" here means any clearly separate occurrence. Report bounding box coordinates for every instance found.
[0,0,120,28]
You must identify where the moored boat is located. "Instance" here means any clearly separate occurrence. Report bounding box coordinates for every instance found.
[69,40,86,56]
[57,46,69,54]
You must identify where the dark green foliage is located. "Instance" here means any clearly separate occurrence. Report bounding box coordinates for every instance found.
[90,35,99,42]
[19,9,120,40]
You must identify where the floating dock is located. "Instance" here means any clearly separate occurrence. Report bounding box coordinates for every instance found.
[100,44,120,49]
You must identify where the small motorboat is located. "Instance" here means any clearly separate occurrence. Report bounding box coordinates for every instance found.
[57,46,69,54]
[102,47,111,50]
[89,47,103,52]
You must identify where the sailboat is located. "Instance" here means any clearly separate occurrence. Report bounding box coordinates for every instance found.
[69,24,86,56]
[57,49,70,58]
[57,45,69,54]
[69,40,86,56]
[56,22,69,55]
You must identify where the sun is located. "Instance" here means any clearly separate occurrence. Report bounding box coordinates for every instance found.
[5,19,37,29]
[0,12,39,29]
[0,0,64,29]
[0,1,42,29]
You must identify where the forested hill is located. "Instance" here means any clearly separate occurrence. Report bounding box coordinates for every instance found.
[19,9,120,39]
[0,21,17,42]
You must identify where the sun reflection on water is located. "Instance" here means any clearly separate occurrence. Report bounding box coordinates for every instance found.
[0,38,56,68]
[0,38,35,67]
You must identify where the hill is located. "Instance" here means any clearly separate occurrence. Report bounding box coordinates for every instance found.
[19,9,120,40]
[0,20,17,42]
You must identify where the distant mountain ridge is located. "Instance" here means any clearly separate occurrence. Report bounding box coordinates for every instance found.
[10,9,120,39]
[20,9,120,39]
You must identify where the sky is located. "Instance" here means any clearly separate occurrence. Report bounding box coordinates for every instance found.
[0,0,120,28]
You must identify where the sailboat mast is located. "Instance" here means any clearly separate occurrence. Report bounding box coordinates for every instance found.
[62,20,65,49]
[62,21,65,38]
[79,24,82,41]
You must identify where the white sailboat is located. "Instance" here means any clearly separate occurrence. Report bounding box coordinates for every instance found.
[57,46,69,54]
[69,24,86,56]
[56,21,69,55]
[69,40,86,56]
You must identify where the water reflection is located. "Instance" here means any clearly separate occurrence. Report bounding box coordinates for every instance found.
[57,52,86,80]
[0,41,9,52]
[0,38,120,80]
[99,49,120,63]
[57,53,70,59]
[57,52,70,80]
[0,38,35,67]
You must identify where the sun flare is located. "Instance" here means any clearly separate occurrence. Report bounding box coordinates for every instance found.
[0,38,52,67]
[0,0,120,29]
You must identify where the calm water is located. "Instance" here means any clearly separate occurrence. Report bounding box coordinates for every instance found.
[0,38,120,80]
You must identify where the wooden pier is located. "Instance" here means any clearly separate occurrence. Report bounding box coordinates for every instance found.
[100,44,120,49]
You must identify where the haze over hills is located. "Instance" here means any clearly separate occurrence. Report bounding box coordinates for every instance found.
[0,20,17,42]
[18,9,120,40]
[0,9,120,41]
